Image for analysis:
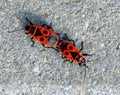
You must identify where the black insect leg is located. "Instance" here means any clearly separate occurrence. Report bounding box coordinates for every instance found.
[79,63,88,68]
[31,38,35,47]
[83,64,88,68]
[42,24,48,27]
[24,32,35,46]
[64,34,76,46]
[79,42,92,56]
[63,34,69,40]
[82,53,92,56]
[42,23,53,30]
[42,44,58,52]
[26,18,33,25]
[49,23,53,30]
[79,41,84,51]
[50,47,58,52]
[79,60,88,68]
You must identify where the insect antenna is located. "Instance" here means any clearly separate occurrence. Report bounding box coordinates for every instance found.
[83,60,88,80]
[8,14,26,33]
[14,14,26,25]
[84,65,87,79]
[8,28,25,33]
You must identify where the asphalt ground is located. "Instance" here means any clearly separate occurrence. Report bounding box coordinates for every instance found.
[0,0,120,95]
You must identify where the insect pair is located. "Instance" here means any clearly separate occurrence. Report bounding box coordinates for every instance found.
[9,15,92,68]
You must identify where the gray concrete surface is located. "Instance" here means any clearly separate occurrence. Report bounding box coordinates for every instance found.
[0,0,120,95]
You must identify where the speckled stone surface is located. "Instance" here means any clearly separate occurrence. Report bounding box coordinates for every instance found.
[0,0,120,95]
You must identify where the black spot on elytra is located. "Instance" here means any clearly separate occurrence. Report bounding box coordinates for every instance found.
[70,51,78,58]
[40,37,44,41]
[43,30,48,34]
[65,52,69,55]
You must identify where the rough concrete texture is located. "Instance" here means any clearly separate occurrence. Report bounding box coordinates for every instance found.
[0,0,120,95]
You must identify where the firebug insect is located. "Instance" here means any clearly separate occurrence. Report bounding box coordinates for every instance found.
[9,14,59,47]
[55,34,92,68]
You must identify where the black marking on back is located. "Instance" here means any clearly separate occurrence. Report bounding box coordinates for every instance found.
[60,42,68,51]
[70,51,81,61]
[34,28,43,36]
[70,51,78,58]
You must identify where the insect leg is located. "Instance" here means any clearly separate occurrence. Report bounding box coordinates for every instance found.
[82,53,92,56]
[79,60,88,68]
[31,38,35,46]
[42,24,48,27]
[64,34,76,46]
[50,47,58,52]
[49,23,53,30]
[42,23,53,30]
[79,41,84,51]
[83,64,88,68]
[42,45,58,52]
[26,18,33,25]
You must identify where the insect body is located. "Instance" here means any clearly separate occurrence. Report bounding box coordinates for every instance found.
[56,34,91,67]
[10,15,59,47]
[25,19,59,47]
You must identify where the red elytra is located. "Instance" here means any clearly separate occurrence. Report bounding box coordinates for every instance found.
[25,23,59,47]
